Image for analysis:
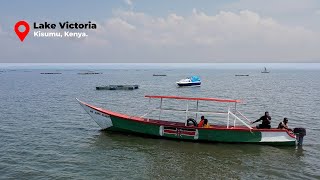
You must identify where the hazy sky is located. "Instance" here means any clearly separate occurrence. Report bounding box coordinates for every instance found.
[1,0,320,63]
[1,63,320,70]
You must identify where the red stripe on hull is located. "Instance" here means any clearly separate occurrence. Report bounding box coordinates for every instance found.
[164,130,177,134]
[180,131,196,136]
[163,129,196,136]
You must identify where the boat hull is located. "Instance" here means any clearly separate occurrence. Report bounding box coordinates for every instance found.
[108,115,296,146]
[77,99,296,146]
[177,82,201,87]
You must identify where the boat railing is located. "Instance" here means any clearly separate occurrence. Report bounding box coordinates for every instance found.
[140,108,156,118]
[141,107,253,130]
[140,108,228,119]
[236,110,252,124]
[154,108,228,115]
[227,109,252,129]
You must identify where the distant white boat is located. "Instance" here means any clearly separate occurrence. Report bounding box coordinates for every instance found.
[261,67,270,73]
[176,76,201,87]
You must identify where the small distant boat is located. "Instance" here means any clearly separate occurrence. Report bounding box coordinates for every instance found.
[78,72,102,75]
[261,67,270,73]
[153,74,167,76]
[96,85,139,90]
[235,74,249,77]
[176,76,201,87]
[40,72,62,74]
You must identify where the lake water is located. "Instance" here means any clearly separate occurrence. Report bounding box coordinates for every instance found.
[0,68,319,179]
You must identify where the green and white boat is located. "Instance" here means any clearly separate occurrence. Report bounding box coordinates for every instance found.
[77,95,305,146]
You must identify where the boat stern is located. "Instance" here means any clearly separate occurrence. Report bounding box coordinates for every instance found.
[259,131,296,146]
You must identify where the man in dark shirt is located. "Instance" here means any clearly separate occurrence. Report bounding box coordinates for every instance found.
[252,111,271,129]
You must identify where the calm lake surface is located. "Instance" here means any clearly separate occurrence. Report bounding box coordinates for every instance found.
[0,68,319,179]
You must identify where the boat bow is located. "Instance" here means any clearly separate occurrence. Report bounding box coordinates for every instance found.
[76,98,114,129]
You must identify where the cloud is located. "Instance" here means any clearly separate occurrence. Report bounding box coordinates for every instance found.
[316,9,320,15]
[87,9,320,62]
[1,9,320,62]
[224,0,318,14]
[124,0,133,10]
[0,25,5,35]
[125,0,132,6]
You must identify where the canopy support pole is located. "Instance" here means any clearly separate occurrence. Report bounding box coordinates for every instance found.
[185,102,189,126]
[147,98,151,121]
[233,103,237,127]
[227,106,230,128]
[159,98,162,120]
[195,100,199,121]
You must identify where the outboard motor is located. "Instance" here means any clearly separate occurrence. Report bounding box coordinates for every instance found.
[293,128,306,146]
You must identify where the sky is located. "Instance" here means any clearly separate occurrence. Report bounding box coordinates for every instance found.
[1,63,320,70]
[0,0,320,63]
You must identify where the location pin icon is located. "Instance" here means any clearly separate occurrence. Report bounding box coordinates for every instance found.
[14,20,30,42]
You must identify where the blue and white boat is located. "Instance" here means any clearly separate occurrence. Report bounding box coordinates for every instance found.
[176,76,201,87]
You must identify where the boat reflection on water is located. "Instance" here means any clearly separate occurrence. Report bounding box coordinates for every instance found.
[295,145,305,157]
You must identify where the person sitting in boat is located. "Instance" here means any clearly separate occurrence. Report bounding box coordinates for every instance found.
[203,119,210,128]
[198,116,205,127]
[278,118,292,131]
[251,111,271,129]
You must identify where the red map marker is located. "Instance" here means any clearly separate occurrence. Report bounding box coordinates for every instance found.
[14,20,30,42]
